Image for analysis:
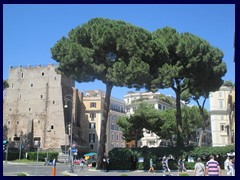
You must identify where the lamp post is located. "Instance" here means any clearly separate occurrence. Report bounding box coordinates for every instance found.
[64,94,73,172]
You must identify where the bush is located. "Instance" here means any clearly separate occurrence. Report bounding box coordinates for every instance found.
[28,152,59,161]
[107,145,235,170]
[120,174,128,176]
[17,172,27,176]
[179,172,189,176]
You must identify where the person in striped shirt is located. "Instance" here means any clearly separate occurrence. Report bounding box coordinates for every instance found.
[204,155,221,176]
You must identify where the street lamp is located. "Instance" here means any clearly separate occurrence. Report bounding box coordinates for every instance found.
[64,94,73,172]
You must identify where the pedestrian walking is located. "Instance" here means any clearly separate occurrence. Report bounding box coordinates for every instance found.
[177,158,183,175]
[193,157,205,176]
[228,158,235,176]
[204,155,221,176]
[79,157,85,171]
[162,156,171,176]
[148,158,155,174]
[106,157,110,172]
[224,156,230,175]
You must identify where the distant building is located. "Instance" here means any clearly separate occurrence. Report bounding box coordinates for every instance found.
[3,64,86,152]
[124,91,176,148]
[83,90,125,155]
[209,85,234,146]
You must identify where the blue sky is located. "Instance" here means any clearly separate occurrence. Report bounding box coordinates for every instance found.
[3,4,235,110]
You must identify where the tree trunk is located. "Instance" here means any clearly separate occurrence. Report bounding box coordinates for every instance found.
[96,84,113,169]
[135,131,138,148]
[173,84,184,147]
[196,98,207,147]
[198,130,204,146]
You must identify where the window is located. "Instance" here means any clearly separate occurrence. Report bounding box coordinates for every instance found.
[163,106,165,110]
[90,144,94,150]
[222,137,225,144]
[9,108,11,111]
[53,100,55,104]
[116,134,119,141]
[19,94,22,99]
[21,73,24,78]
[17,121,19,125]
[54,77,57,80]
[219,100,223,109]
[111,124,114,130]
[219,92,222,97]
[220,125,225,131]
[12,83,14,88]
[111,134,114,141]
[90,102,96,108]
[38,120,40,124]
[90,113,96,119]
[149,141,155,146]
[89,133,95,143]
[89,122,95,129]
[8,121,10,125]
[31,83,33,87]
[42,72,45,76]
[40,95,43,99]
[51,125,54,129]
[158,104,162,110]
[29,108,31,112]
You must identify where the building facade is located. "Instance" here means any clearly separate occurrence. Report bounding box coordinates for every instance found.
[3,64,86,152]
[209,86,234,146]
[83,90,125,155]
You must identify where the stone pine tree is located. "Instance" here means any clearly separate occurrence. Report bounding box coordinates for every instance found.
[181,46,227,146]
[149,27,227,147]
[51,18,164,169]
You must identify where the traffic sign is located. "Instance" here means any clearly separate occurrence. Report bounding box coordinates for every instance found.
[71,147,77,154]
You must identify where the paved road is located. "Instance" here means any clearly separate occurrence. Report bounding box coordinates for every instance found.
[3,161,229,176]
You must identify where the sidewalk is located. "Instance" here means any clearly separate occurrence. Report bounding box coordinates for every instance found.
[63,168,229,176]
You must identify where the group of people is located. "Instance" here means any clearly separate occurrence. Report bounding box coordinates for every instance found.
[148,154,235,176]
[148,156,173,175]
[194,155,235,176]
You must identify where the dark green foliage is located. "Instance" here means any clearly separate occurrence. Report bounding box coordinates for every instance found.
[149,27,227,147]
[223,80,234,87]
[27,152,59,161]
[3,152,19,160]
[3,80,9,90]
[117,102,164,147]
[108,145,234,170]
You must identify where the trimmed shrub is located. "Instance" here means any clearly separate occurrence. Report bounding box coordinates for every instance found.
[17,172,27,176]
[179,172,189,176]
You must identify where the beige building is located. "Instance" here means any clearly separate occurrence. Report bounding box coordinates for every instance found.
[83,90,125,155]
[209,85,234,146]
[3,64,86,152]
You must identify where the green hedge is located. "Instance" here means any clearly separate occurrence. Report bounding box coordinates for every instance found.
[108,145,234,170]
[28,152,59,161]
[3,152,20,161]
